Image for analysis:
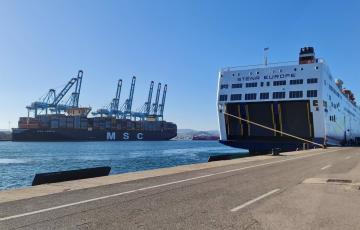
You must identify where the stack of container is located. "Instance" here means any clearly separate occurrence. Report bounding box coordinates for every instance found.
[18,117,40,129]
[59,116,67,129]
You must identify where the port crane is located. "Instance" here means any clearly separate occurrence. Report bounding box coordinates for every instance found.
[92,79,123,117]
[110,79,123,117]
[26,89,56,116]
[68,70,83,108]
[26,70,84,116]
[120,76,136,119]
[149,83,161,118]
[53,70,83,113]
[158,84,167,120]
[133,81,154,120]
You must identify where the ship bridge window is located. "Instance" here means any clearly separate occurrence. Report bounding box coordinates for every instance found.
[330,115,336,122]
[323,100,328,108]
[220,84,228,89]
[232,83,242,88]
[230,94,242,101]
[273,80,286,86]
[307,78,318,84]
[313,100,318,106]
[246,82,257,88]
[307,90,318,98]
[260,92,269,100]
[219,94,228,101]
[273,92,286,99]
[290,79,303,85]
[289,91,303,98]
[245,93,257,100]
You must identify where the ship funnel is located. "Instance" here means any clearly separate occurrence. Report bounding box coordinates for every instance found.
[299,47,315,64]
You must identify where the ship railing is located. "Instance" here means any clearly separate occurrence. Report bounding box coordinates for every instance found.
[221,61,297,72]
[221,58,325,72]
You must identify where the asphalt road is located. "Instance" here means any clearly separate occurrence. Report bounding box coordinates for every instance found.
[1,147,359,230]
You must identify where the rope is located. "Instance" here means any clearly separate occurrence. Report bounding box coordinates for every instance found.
[223,112,325,149]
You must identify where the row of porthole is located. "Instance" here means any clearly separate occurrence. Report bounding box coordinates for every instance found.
[229,66,319,77]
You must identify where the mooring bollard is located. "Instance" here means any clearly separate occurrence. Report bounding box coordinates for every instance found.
[272,148,280,156]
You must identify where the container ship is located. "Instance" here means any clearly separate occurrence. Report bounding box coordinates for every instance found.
[12,71,177,141]
[217,47,360,153]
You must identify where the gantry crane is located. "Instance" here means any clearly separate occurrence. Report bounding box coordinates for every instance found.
[68,70,83,108]
[93,79,123,117]
[27,70,83,116]
[110,79,123,117]
[133,81,154,119]
[26,89,56,116]
[52,70,83,113]
[158,84,167,120]
[120,76,136,119]
[150,83,161,117]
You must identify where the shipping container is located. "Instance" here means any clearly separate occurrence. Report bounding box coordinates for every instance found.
[50,120,59,128]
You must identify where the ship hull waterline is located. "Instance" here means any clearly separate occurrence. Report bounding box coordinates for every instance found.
[12,128,177,142]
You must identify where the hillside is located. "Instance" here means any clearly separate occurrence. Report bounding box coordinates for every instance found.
[173,129,219,140]
[0,130,11,141]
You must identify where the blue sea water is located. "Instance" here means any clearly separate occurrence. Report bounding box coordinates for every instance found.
[0,141,246,190]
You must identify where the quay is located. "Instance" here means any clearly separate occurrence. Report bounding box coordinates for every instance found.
[1,147,360,229]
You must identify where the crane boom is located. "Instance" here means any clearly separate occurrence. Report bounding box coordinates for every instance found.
[145,81,154,115]
[69,70,83,107]
[110,79,122,116]
[158,84,167,119]
[52,78,77,106]
[127,76,136,112]
[151,83,161,115]
[122,76,136,118]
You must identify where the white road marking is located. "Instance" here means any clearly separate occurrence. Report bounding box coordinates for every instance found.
[230,189,280,212]
[0,149,341,222]
[321,164,331,170]
[345,156,351,160]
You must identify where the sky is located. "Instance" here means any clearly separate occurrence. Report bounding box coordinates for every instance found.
[0,0,359,130]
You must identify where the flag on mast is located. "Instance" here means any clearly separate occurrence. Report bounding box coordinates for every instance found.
[264,47,269,65]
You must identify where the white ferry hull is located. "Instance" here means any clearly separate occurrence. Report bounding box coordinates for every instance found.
[217,47,360,153]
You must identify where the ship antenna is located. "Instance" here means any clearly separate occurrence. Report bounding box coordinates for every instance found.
[264,47,269,66]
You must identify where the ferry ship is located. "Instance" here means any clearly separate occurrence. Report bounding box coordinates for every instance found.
[217,47,360,153]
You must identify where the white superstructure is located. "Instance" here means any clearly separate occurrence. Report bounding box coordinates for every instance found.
[217,47,360,153]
